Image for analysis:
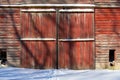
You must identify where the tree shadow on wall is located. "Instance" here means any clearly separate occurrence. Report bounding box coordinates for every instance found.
[95,6,120,69]
[1,9,78,69]
[0,8,21,67]
[0,9,94,69]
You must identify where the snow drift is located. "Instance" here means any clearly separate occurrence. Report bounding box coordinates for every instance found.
[0,67,120,80]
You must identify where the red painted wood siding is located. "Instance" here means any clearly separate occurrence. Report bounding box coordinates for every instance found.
[59,13,94,69]
[95,9,120,64]
[21,10,94,69]
[21,12,56,68]
[59,13,94,38]
[0,8,21,66]
[21,13,56,38]
[59,41,94,69]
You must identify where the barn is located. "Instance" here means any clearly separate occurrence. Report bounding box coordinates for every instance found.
[0,0,120,69]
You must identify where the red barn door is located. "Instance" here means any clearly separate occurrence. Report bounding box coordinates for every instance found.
[58,9,95,69]
[21,9,95,69]
[21,12,56,69]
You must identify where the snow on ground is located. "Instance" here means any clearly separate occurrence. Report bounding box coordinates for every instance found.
[0,67,120,80]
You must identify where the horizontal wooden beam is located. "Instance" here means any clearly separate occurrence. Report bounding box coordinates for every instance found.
[0,3,120,8]
[20,38,56,41]
[21,9,94,12]
[59,38,94,41]
[0,4,95,8]
[59,9,94,12]
[20,38,94,41]
[21,9,56,12]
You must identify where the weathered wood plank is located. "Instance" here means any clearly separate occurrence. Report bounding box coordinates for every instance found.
[95,8,120,69]
[0,8,21,67]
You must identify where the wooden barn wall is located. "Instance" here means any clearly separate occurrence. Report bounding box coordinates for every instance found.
[95,8,120,69]
[0,8,21,66]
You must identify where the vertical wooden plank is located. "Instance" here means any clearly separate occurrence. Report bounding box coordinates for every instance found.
[30,41,36,68]
[80,13,85,38]
[35,41,43,68]
[21,41,25,67]
[70,13,80,38]
[74,42,81,69]
[25,13,29,38]
[24,41,29,68]
[59,13,69,38]
[21,13,25,67]
[89,42,94,68]
[59,42,70,68]
[21,13,24,38]
[82,42,90,68]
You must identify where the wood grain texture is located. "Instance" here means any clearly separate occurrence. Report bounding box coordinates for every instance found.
[21,12,56,69]
[59,12,94,69]
[95,9,120,66]
[0,8,21,67]
[21,9,94,69]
